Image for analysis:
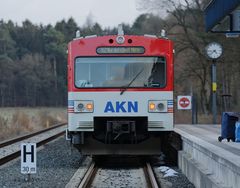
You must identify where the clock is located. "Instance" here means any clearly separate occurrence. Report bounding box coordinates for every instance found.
[205,42,223,59]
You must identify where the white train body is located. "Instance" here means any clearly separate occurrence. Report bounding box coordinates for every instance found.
[68,91,173,132]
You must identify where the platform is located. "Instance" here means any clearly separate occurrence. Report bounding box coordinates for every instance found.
[175,124,240,188]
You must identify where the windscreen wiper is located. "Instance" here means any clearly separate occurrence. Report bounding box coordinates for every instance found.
[120,68,144,95]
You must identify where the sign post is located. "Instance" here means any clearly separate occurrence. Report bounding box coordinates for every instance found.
[21,143,37,181]
[205,42,223,124]
[212,60,217,124]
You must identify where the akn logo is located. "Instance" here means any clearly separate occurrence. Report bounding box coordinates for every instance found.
[104,101,138,113]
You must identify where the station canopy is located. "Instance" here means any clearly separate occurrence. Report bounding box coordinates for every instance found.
[205,0,240,33]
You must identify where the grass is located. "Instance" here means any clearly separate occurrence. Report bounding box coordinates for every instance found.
[0,107,66,142]
[0,107,220,141]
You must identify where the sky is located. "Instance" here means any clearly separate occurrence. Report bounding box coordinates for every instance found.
[0,0,143,28]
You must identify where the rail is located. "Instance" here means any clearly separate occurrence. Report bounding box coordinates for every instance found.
[145,162,159,188]
[0,122,66,165]
[77,160,159,188]
[78,162,97,188]
[0,122,66,148]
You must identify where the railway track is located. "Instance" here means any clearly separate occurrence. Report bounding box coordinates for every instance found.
[145,162,159,188]
[0,122,66,165]
[68,159,159,188]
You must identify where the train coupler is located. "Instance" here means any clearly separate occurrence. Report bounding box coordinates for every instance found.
[105,120,137,144]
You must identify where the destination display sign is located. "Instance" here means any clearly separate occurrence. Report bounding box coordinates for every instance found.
[96,47,145,54]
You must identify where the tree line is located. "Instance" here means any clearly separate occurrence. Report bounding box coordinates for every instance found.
[139,0,240,115]
[1,0,240,116]
[0,14,166,107]
[0,18,116,107]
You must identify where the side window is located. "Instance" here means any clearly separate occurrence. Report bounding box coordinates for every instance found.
[75,63,90,87]
[148,58,166,87]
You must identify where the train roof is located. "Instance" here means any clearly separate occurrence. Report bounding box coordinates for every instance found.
[69,34,171,44]
[68,34,174,57]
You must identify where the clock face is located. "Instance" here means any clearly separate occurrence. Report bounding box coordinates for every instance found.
[205,42,223,59]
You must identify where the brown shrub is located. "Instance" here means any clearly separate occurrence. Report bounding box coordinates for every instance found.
[0,108,66,142]
[11,111,32,135]
[38,110,59,128]
[0,116,9,140]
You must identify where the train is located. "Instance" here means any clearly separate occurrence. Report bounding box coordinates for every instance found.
[66,25,174,155]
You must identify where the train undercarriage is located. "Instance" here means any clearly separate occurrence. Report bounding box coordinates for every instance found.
[68,117,172,155]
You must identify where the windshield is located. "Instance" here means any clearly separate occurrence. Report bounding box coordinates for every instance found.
[74,57,166,88]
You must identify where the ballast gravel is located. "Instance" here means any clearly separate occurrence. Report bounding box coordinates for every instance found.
[91,168,148,188]
[151,155,195,188]
[154,166,195,188]
[0,126,65,160]
[0,137,195,188]
[0,137,82,188]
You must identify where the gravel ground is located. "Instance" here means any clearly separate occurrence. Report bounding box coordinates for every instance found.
[154,166,195,188]
[0,126,66,160]
[151,155,195,188]
[91,168,148,188]
[0,138,195,188]
[0,136,82,188]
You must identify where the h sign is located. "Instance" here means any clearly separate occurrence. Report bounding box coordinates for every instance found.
[21,143,36,174]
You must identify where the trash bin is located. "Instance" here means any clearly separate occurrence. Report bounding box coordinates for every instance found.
[235,121,240,142]
[218,112,240,142]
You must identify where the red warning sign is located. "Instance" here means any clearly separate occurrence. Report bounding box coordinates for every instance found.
[177,96,192,110]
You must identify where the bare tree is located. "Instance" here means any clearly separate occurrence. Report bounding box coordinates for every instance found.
[138,0,213,114]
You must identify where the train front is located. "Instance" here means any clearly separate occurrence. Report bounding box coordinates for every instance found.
[67,32,174,155]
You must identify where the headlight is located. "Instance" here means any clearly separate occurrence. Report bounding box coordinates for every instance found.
[74,100,94,113]
[149,102,156,111]
[148,100,167,113]
[157,103,165,111]
[77,103,84,110]
[116,36,125,44]
[86,103,93,111]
